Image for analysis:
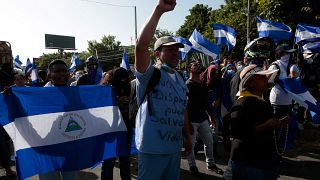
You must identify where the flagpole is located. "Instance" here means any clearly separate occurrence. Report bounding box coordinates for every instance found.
[247,0,250,43]
[134,6,137,41]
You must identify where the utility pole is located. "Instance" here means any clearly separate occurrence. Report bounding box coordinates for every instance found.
[134,6,137,41]
[247,0,250,43]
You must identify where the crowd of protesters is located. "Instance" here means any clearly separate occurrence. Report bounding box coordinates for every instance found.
[1,0,320,180]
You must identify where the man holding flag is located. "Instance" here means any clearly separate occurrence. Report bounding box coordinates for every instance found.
[0,59,129,179]
[39,59,78,180]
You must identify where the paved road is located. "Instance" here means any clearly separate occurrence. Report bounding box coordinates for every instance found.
[1,135,320,180]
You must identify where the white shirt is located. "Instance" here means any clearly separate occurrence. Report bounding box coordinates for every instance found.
[268,60,292,105]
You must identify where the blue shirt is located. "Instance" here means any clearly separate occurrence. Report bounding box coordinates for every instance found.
[135,64,188,154]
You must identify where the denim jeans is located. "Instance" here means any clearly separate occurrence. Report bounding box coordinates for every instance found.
[231,160,278,180]
[187,120,215,168]
[101,156,131,180]
[137,152,180,180]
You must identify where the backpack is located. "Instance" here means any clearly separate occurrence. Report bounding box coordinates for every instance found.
[129,68,161,118]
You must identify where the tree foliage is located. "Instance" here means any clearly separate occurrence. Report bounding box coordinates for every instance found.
[177,4,212,39]
[176,0,320,61]
[37,51,90,70]
[87,35,121,56]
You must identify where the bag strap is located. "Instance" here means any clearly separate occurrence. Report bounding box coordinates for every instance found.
[138,68,161,111]
[271,62,281,76]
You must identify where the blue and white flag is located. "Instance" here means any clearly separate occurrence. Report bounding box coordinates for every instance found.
[24,58,32,76]
[278,78,320,124]
[14,55,23,70]
[120,48,130,71]
[299,38,320,53]
[69,53,81,73]
[0,86,129,179]
[294,24,320,44]
[31,59,39,86]
[173,36,193,60]
[212,24,236,51]
[189,29,220,58]
[256,16,292,43]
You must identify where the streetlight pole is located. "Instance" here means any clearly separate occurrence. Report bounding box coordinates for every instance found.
[247,0,250,43]
[134,6,137,41]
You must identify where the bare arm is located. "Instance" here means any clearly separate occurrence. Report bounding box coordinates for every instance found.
[256,115,289,134]
[135,0,176,73]
[183,109,192,155]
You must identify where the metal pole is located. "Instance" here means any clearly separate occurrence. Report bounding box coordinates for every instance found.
[134,6,137,41]
[247,0,250,43]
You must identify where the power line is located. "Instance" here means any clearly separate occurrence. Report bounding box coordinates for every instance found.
[80,0,138,40]
[80,0,134,8]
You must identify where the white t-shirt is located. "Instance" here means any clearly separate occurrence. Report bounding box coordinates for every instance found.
[268,60,292,105]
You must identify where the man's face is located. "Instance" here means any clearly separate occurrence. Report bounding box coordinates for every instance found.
[14,75,26,87]
[49,64,69,86]
[158,45,180,68]
[190,62,202,74]
[249,74,269,93]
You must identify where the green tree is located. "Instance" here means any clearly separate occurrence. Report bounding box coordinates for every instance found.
[87,35,124,70]
[87,35,122,56]
[257,0,320,26]
[37,51,89,70]
[177,4,212,39]
[177,0,320,61]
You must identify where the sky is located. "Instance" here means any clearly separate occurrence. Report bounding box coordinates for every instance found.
[0,0,225,64]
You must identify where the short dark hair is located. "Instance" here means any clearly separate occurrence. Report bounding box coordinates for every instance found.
[13,73,24,80]
[48,59,67,73]
[187,60,197,70]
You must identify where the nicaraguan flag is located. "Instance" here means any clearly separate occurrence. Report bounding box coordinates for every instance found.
[189,29,220,58]
[0,86,129,179]
[69,53,81,73]
[120,48,130,71]
[14,55,23,70]
[31,59,40,86]
[256,16,292,43]
[212,24,236,51]
[173,36,193,60]
[299,38,320,53]
[278,78,320,124]
[294,24,320,44]
[24,58,32,76]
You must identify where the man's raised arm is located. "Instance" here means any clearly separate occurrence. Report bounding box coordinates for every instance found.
[135,0,176,73]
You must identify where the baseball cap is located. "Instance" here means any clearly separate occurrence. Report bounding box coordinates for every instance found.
[303,50,313,59]
[85,56,98,64]
[154,36,184,51]
[239,64,278,92]
[275,44,296,53]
